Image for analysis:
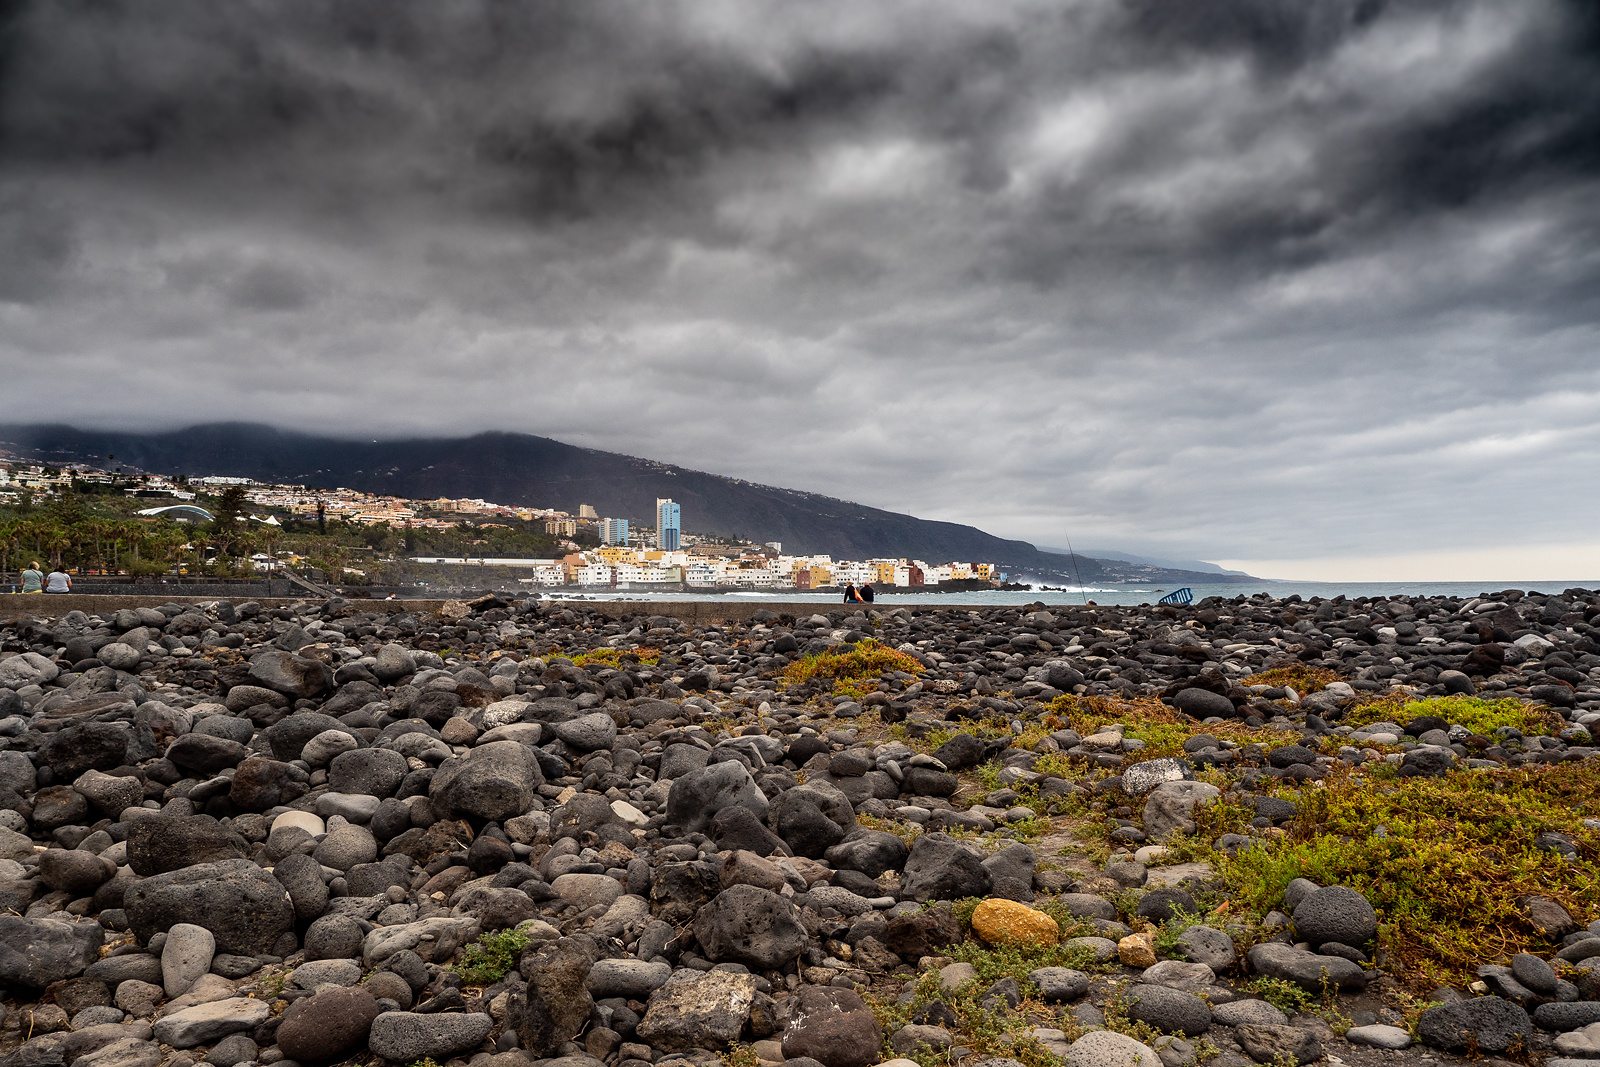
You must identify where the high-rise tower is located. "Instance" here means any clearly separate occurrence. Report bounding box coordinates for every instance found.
[656,498,681,551]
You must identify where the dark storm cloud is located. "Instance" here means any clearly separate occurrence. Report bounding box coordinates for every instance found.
[2,0,1598,576]
[0,186,73,301]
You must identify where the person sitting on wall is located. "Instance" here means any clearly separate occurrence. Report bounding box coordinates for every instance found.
[43,566,72,594]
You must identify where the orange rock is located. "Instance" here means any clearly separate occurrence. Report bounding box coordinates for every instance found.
[971,898,1060,947]
[1118,931,1157,968]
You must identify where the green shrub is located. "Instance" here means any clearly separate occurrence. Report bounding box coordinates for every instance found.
[781,639,924,698]
[453,927,531,986]
[1243,976,1316,1016]
[1221,764,1600,985]
[1347,694,1553,736]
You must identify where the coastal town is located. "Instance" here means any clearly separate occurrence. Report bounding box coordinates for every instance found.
[0,458,1006,592]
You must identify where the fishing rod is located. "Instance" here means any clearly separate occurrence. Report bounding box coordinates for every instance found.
[1064,531,1089,606]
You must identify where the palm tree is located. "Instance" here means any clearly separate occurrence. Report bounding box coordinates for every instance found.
[188,532,215,573]
[47,532,71,570]
[259,526,283,573]
[91,519,113,572]
[0,521,19,581]
[229,528,261,577]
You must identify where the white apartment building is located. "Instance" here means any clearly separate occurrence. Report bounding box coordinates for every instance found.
[575,563,614,585]
[615,563,674,585]
[686,561,722,586]
[833,563,875,586]
[530,564,567,586]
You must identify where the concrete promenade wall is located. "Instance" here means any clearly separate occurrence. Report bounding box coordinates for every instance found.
[0,594,997,625]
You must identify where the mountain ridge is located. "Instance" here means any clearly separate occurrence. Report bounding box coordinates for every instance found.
[0,422,1259,584]
[1045,546,1253,578]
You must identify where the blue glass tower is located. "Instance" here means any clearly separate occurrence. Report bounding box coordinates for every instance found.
[656,498,681,551]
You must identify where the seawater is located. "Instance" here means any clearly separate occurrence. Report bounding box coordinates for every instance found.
[547,579,1600,608]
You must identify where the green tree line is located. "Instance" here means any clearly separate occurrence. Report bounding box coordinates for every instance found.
[1,485,564,585]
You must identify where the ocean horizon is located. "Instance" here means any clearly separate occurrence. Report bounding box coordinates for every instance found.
[539,578,1600,608]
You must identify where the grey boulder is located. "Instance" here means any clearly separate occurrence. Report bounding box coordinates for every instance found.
[779,986,883,1067]
[900,834,992,902]
[1416,997,1532,1053]
[586,959,673,999]
[665,762,769,835]
[429,741,544,822]
[125,815,248,877]
[637,969,762,1052]
[0,916,105,987]
[1029,967,1089,1002]
[1065,1030,1162,1067]
[553,713,618,752]
[248,651,334,699]
[1124,984,1212,1036]
[152,999,270,1049]
[1174,689,1236,719]
[516,937,594,1056]
[1142,781,1220,840]
[160,923,216,997]
[692,885,807,969]
[124,859,294,955]
[73,770,145,817]
[1122,758,1194,796]
[327,748,409,798]
[367,1011,493,1062]
[372,644,417,683]
[38,850,117,896]
[1245,943,1369,993]
[1291,885,1378,948]
[1235,1024,1323,1065]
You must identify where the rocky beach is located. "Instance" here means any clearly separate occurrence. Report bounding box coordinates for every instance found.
[0,590,1596,1067]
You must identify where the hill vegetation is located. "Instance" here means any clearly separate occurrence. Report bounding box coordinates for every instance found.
[2,423,1102,575]
[0,479,560,587]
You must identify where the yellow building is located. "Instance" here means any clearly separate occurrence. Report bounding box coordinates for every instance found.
[596,546,638,564]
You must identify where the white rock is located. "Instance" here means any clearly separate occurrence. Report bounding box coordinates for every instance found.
[610,800,648,827]
[1345,1024,1413,1050]
[271,810,325,836]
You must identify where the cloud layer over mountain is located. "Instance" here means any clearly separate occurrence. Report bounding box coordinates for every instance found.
[2,1,1597,578]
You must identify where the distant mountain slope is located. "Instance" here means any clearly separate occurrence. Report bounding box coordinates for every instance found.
[4,423,1264,584]
[1,422,1065,567]
[1049,547,1252,577]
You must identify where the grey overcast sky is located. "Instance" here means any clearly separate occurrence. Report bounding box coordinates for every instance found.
[3,1,1598,580]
